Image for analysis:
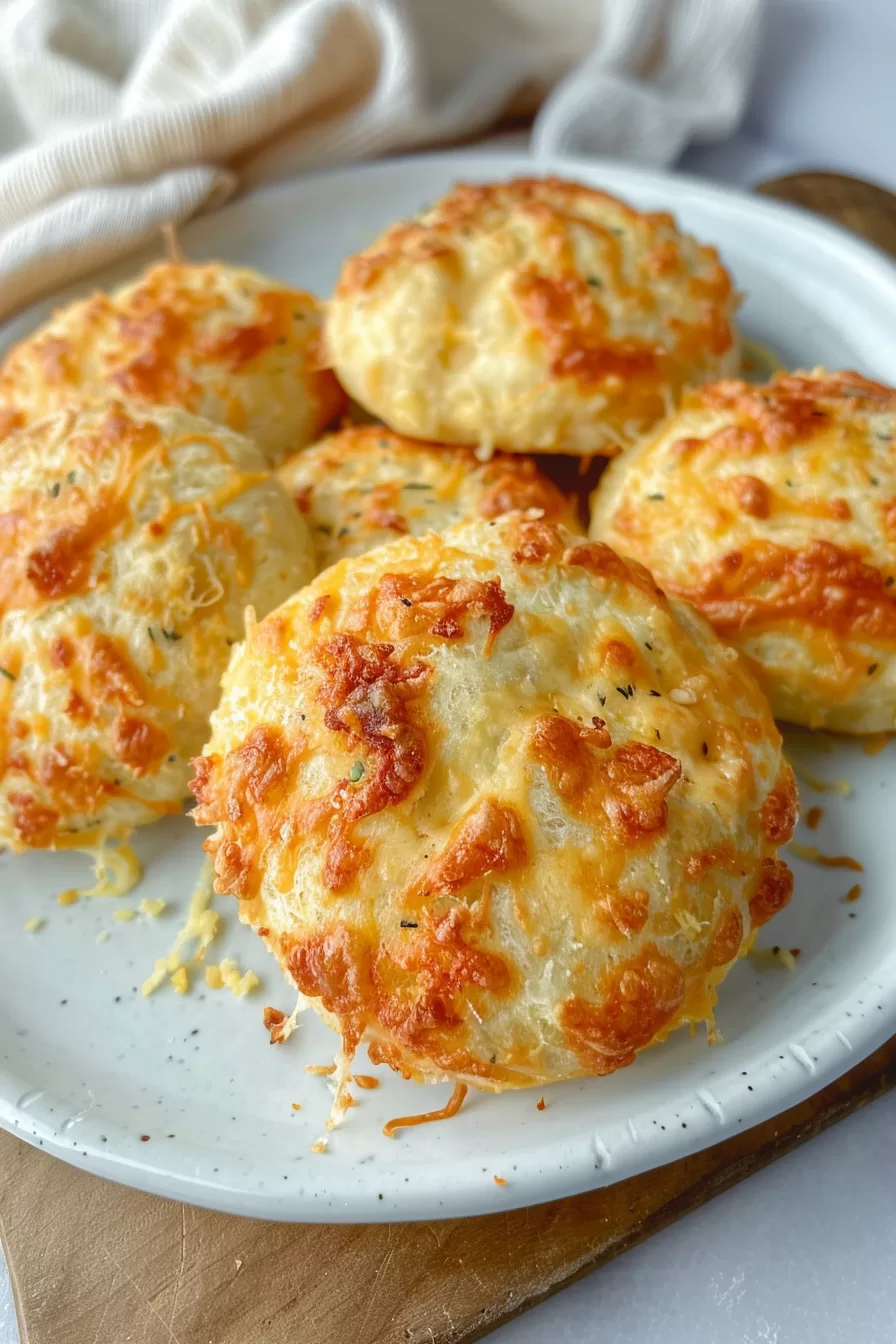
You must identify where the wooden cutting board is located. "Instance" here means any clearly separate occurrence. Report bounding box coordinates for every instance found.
[3,170,896,1344]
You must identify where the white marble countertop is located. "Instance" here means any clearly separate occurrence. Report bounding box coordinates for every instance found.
[2,1,896,1340]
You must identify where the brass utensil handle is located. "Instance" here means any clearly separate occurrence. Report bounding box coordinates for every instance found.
[756,171,896,259]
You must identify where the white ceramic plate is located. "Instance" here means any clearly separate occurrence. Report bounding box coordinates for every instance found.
[2,153,896,1224]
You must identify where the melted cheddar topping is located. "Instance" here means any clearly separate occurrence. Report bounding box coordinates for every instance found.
[0,400,315,851]
[328,177,740,456]
[0,261,344,466]
[193,515,794,1094]
[592,369,896,733]
[278,424,580,570]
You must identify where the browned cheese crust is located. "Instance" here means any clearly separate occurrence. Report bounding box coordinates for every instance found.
[327,177,739,456]
[592,369,896,732]
[278,424,580,569]
[0,262,345,465]
[0,400,315,851]
[193,515,795,1092]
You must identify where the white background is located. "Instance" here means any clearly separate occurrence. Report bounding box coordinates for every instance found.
[2,0,896,1340]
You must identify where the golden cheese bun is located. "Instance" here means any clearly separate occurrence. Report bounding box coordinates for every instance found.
[193,514,795,1093]
[0,262,345,465]
[591,369,896,733]
[0,400,315,853]
[277,424,580,570]
[327,177,739,458]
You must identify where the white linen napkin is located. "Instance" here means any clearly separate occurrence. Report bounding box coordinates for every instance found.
[0,0,763,322]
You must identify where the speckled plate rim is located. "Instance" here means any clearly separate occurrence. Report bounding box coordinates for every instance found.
[1,150,896,1223]
[3,996,893,1224]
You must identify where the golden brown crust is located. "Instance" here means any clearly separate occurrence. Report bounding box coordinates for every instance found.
[328,177,740,456]
[563,540,664,600]
[591,368,896,732]
[668,540,896,644]
[194,515,794,1093]
[0,263,345,466]
[559,944,686,1075]
[277,425,578,570]
[286,908,513,1069]
[529,715,682,845]
[759,768,799,845]
[0,400,315,850]
[704,906,744,970]
[1,407,160,618]
[408,798,528,900]
[749,857,794,928]
[313,634,432,893]
[358,572,514,651]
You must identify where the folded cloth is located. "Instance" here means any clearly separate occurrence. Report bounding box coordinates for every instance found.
[0,0,763,322]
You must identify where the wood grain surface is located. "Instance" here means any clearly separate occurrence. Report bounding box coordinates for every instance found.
[756,171,896,259]
[3,170,896,1344]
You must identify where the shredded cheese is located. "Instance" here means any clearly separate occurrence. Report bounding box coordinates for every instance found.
[138,897,167,918]
[382,1082,469,1139]
[748,945,798,971]
[265,992,307,1043]
[789,841,863,871]
[675,910,706,938]
[668,687,697,705]
[23,916,44,932]
[325,1048,356,1131]
[141,858,220,996]
[218,958,260,998]
[862,733,891,757]
[58,842,142,906]
[113,908,135,922]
